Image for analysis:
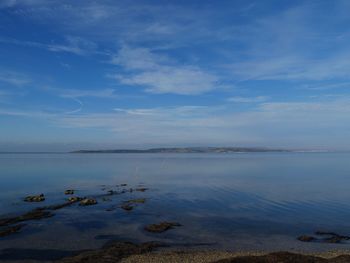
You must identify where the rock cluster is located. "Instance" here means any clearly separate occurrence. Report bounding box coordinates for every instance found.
[144,222,181,233]
[24,194,45,202]
[79,198,98,206]
[298,231,350,244]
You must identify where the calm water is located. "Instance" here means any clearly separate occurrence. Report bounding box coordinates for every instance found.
[1,152,350,261]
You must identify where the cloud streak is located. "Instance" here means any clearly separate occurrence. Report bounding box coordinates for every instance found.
[111,46,219,95]
[0,71,31,86]
[228,96,269,103]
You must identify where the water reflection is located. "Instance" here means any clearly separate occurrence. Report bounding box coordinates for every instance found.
[1,152,350,259]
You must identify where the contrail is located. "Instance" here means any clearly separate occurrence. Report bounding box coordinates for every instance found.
[65,97,83,114]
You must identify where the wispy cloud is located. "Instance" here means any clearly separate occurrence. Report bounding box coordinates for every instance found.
[2,95,350,148]
[226,2,350,82]
[228,96,269,103]
[0,71,31,86]
[0,36,101,56]
[302,82,350,91]
[46,36,98,55]
[58,88,117,99]
[2,1,350,149]
[54,97,350,149]
[111,46,219,95]
[39,86,117,99]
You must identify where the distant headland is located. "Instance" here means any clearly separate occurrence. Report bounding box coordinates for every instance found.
[71,147,290,154]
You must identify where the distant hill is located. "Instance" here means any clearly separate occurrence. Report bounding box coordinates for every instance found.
[71,147,290,153]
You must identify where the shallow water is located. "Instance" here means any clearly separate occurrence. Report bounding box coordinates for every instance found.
[1,152,350,261]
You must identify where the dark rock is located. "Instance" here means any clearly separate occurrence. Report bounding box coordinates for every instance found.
[297,235,316,242]
[0,224,26,237]
[214,252,350,263]
[57,241,160,263]
[144,222,181,233]
[41,202,74,210]
[315,231,338,236]
[315,231,350,243]
[315,231,350,240]
[79,198,97,206]
[135,188,148,192]
[68,197,84,203]
[124,198,146,204]
[24,194,45,202]
[324,236,343,243]
[37,197,83,211]
[107,190,115,195]
[0,209,53,227]
[65,190,75,195]
[121,204,133,211]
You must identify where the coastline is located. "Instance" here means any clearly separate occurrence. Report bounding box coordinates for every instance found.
[56,242,350,262]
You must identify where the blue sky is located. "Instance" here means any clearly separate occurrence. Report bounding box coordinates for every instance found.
[1,0,350,151]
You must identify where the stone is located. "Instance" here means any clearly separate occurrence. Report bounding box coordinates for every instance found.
[79,198,97,206]
[24,194,45,202]
[121,204,133,211]
[135,188,148,192]
[0,224,26,237]
[297,235,315,242]
[68,197,84,203]
[144,222,181,233]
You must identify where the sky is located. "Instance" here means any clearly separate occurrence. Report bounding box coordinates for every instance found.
[1,0,350,151]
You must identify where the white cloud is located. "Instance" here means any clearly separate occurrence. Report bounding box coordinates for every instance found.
[40,86,117,99]
[46,37,95,55]
[3,96,350,149]
[228,96,269,103]
[111,46,219,95]
[51,97,350,149]
[58,88,117,98]
[0,36,100,56]
[226,2,350,82]
[0,0,45,8]
[0,71,31,86]
[230,53,350,81]
[111,46,169,70]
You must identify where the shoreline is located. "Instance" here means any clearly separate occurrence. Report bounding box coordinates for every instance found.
[55,241,350,262]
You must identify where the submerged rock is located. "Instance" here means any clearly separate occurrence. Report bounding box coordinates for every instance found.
[24,194,45,202]
[79,198,97,206]
[120,198,146,211]
[144,222,181,233]
[215,252,350,263]
[125,198,146,204]
[107,190,117,195]
[298,231,350,244]
[68,197,83,203]
[135,188,148,192]
[65,190,75,195]
[37,197,83,211]
[0,224,26,237]
[121,204,133,211]
[315,231,350,240]
[57,241,161,263]
[0,209,53,227]
[325,236,343,243]
[297,235,315,242]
